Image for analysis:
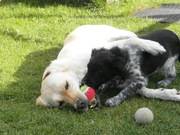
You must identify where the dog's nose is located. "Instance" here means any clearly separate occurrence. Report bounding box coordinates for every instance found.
[76,99,88,111]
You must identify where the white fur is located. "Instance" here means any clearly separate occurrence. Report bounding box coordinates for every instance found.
[139,87,180,101]
[36,25,167,110]
[106,37,166,55]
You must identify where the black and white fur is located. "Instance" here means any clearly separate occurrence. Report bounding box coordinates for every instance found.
[82,29,180,107]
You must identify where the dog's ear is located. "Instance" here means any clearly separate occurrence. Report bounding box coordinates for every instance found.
[113,57,129,78]
[91,48,107,57]
[91,49,98,57]
[42,71,51,81]
[110,47,129,78]
[109,47,125,58]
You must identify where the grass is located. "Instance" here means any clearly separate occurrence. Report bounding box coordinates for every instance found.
[0,0,180,134]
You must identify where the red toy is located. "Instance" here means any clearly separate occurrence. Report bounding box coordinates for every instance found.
[80,85,98,109]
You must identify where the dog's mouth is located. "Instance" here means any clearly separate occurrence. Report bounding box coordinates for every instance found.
[58,93,100,111]
[76,96,100,111]
[76,95,100,111]
[57,99,88,111]
[88,95,100,109]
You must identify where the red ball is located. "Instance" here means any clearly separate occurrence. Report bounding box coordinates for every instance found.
[84,87,96,102]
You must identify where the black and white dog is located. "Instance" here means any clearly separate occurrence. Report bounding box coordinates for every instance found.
[82,29,180,107]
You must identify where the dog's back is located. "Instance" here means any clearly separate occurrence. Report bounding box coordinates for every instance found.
[140,29,180,75]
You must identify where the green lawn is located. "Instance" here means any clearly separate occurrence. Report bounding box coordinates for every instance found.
[0,0,180,134]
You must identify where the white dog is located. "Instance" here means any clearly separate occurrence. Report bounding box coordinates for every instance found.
[36,25,166,111]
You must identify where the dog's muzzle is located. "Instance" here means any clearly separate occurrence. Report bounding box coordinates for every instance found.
[76,99,88,111]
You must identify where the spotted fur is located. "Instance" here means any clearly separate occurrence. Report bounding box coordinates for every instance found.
[82,29,180,107]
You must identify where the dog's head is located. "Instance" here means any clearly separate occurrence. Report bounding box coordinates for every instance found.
[82,47,129,89]
[36,62,88,111]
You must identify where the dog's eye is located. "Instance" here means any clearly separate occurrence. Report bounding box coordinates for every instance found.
[59,101,65,107]
[65,81,69,90]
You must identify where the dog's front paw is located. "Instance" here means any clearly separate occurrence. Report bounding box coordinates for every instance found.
[153,43,166,55]
[104,96,122,107]
[145,40,166,55]
[104,99,114,107]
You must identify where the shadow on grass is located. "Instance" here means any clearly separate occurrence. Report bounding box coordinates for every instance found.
[0,0,92,7]
[0,27,59,46]
[3,47,60,103]
[136,22,173,36]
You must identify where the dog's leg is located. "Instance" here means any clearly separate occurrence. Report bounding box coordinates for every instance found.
[97,76,124,94]
[104,76,147,107]
[108,37,166,56]
[138,87,180,101]
[97,76,135,94]
[157,55,178,87]
[128,37,166,55]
